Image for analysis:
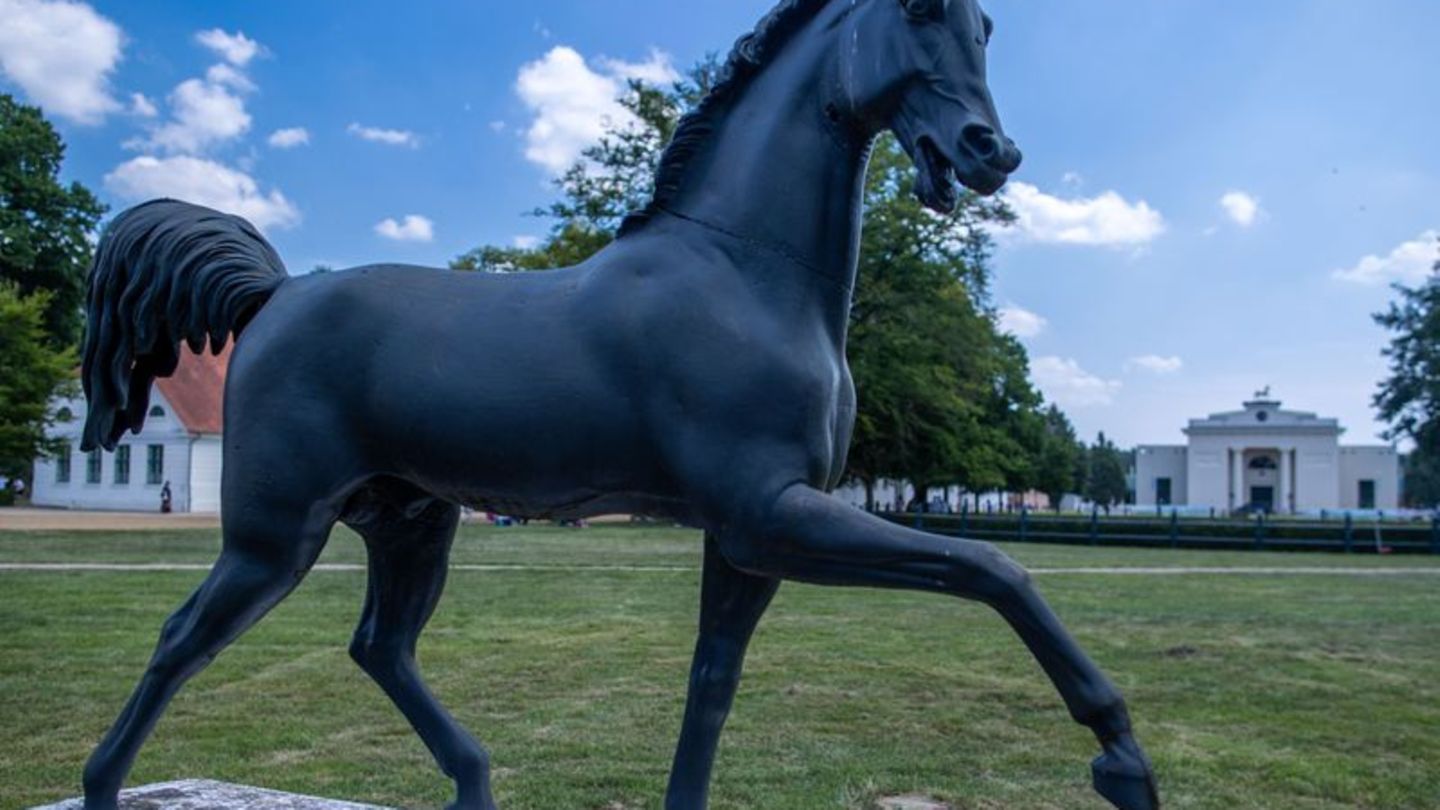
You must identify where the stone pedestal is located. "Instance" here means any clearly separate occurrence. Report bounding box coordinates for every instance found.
[31,780,392,810]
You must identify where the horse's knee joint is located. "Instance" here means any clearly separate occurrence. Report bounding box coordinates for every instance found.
[349,637,403,675]
[714,533,776,575]
[970,545,1031,595]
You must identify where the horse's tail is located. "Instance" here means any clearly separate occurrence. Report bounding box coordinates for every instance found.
[80,199,289,452]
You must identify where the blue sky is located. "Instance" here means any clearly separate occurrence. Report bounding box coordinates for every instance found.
[2,0,1436,448]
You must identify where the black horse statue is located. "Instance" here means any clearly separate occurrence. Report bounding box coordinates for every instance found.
[77,0,1158,808]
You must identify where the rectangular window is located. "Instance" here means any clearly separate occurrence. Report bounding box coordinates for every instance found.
[1155,477,1172,506]
[114,445,131,485]
[55,447,71,483]
[146,444,164,485]
[86,449,103,484]
[1358,479,1376,510]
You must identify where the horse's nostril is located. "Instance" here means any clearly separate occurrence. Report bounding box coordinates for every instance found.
[962,124,1000,159]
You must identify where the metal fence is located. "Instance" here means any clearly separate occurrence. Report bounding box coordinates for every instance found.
[883,507,1440,554]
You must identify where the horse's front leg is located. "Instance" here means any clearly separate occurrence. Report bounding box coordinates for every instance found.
[665,533,779,810]
[718,484,1159,810]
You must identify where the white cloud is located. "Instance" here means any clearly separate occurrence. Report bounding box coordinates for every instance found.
[143,75,251,153]
[195,29,262,67]
[129,92,157,118]
[267,127,310,149]
[1219,190,1263,227]
[997,304,1047,338]
[1125,354,1184,375]
[0,0,123,125]
[1031,356,1121,407]
[105,155,299,231]
[598,49,680,85]
[515,45,677,174]
[204,62,254,92]
[513,234,541,249]
[347,122,419,148]
[375,214,434,242]
[1000,182,1165,247]
[1333,231,1439,286]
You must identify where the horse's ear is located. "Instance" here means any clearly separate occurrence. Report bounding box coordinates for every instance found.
[899,0,947,22]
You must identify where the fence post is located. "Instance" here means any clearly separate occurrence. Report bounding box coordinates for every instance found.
[1169,509,1179,548]
[960,501,969,537]
[1020,505,1029,543]
[1254,512,1266,550]
[1089,506,1099,546]
[1343,512,1354,554]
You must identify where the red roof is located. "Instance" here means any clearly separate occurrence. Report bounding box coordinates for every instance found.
[155,345,230,435]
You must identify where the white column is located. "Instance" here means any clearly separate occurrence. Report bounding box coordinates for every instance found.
[1289,449,1298,512]
[1277,447,1289,514]
[1230,447,1244,510]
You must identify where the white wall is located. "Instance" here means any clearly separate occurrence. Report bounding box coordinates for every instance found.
[1135,446,1187,506]
[1186,436,1232,510]
[1291,436,1341,513]
[188,435,224,513]
[1338,447,1400,510]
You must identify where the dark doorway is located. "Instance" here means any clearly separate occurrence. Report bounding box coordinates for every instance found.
[1250,486,1274,512]
[1155,478,1172,506]
[1358,480,1376,510]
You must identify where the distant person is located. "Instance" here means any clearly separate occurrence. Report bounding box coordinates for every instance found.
[160,481,173,513]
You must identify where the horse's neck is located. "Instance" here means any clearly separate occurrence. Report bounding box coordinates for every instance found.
[664,42,871,330]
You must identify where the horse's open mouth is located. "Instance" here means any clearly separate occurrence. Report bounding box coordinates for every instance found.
[916,137,960,214]
[916,136,1009,211]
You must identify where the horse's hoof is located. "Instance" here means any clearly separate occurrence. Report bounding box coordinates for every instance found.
[1091,735,1159,810]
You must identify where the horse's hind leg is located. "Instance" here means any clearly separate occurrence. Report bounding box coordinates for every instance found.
[344,486,495,810]
[721,484,1160,810]
[665,533,779,810]
[82,497,337,810]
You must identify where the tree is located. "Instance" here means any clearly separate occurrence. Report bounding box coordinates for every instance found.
[845,135,1023,505]
[0,283,76,479]
[1374,237,1440,508]
[1034,405,1082,511]
[0,94,106,348]
[1084,432,1129,509]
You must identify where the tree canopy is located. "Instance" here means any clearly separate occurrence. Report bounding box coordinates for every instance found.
[454,63,1074,507]
[1373,237,1440,507]
[0,94,106,349]
[0,283,75,479]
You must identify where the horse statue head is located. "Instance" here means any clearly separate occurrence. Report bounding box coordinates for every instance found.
[840,0,1022,208]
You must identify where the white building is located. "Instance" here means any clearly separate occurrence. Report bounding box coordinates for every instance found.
[1135,392,1399,515]
[32,349,228,513]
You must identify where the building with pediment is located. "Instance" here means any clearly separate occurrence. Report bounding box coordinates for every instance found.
[1134,391,1399,514]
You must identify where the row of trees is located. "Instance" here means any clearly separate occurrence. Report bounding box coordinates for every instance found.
[452,61,1097,509]
[0,94,104,481]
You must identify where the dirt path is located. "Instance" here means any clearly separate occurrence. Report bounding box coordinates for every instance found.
[0,508,220,531]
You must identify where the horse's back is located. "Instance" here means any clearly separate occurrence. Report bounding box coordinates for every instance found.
[223,261,673,512]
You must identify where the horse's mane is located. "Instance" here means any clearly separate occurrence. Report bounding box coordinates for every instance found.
[619,0,837,235]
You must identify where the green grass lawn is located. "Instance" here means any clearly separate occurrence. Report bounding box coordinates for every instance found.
[2,524,1438,809]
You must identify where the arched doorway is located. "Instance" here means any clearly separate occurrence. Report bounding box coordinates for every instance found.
[1243,450,1280,512]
